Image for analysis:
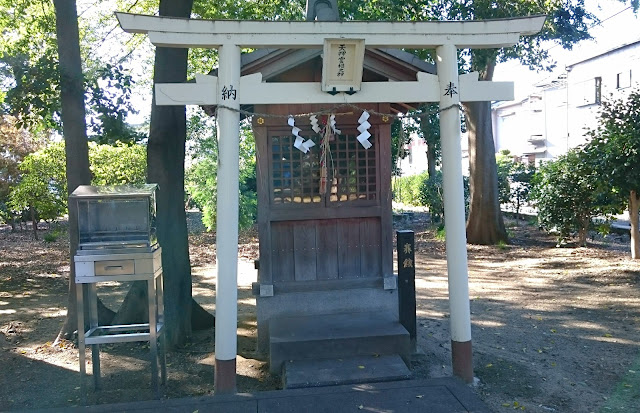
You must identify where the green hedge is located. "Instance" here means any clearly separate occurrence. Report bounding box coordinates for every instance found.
[393,171,469,223]
[393,171,428,206]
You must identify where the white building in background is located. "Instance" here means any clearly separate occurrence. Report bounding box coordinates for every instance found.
[397,131,469,176]
[566,39,640,147]
[493,38,640,163]
[492,76,568,164]
[400,37,640,175]
[397,133,430,176]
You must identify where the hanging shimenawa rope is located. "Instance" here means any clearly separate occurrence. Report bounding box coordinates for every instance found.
[213,102,463,121]
[319,119,333,195]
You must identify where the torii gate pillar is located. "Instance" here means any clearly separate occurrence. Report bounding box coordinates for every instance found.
[214,44,241,393]
[436,44,473,382]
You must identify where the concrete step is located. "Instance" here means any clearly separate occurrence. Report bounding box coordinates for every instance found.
[269,311,410,373]
[283,354,411,389]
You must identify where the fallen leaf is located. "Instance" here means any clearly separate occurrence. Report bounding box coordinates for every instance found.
[550,329,556,333]
[485,363,493,368]
[358,405,364,410]
[358,365,365,369]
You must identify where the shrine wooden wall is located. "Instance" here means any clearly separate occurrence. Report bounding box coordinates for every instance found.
[270,217,382,282]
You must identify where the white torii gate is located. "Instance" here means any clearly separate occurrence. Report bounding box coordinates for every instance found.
[117,12,545,393]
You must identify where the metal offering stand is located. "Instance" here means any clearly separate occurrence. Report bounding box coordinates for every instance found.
[71,184,166,397]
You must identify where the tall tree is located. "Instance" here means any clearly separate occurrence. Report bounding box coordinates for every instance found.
[586,88,640,259]
[150,0,215,343]
[52,0,111,341]
[430,0,608,244]
[113,0,217,349]
[419,104,441,178]
[150,0,195,340]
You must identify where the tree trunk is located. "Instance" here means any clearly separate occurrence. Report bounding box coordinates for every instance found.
[111,282,149,325]
[578,216,589,247]
[464,98,508,245]
[630,190,639,260]
[426,144,437,178]
[419,107,438,178]
[53,0,115,342]
[30,205,38,240]
[112,0,213,349]
[113,281,216,331]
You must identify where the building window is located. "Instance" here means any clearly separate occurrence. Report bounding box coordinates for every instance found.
[617,70,632,89]
[577,77,601,106]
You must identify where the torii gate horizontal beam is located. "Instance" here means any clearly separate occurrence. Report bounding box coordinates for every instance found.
[116,12,546,49]
[155,71,514,106]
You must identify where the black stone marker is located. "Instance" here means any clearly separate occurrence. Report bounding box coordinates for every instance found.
[396,230,416,347]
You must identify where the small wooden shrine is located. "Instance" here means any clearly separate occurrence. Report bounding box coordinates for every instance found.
[242,48,435,358]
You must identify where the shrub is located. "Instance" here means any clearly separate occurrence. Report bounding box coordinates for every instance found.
[531,150,618,246]
[419,172,444,221]
[89,141,146,185]
[185,124,257,231]
[393,172,428,206]
[8,140,148,226]
[43,231,59,243]
[496,151,513,205]
[496,150,536,220]
[418,171,469,223]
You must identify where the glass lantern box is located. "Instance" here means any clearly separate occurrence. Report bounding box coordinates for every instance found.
[70,184,158,253]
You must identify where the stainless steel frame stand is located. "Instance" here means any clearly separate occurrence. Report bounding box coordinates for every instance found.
[75,247,166,398]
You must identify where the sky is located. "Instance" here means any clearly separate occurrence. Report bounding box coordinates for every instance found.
[494,0,640,99]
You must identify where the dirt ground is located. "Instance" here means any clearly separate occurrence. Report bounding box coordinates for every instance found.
[1,214,639,412]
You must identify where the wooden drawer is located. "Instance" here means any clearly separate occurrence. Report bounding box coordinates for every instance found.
[94,259,135,276]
